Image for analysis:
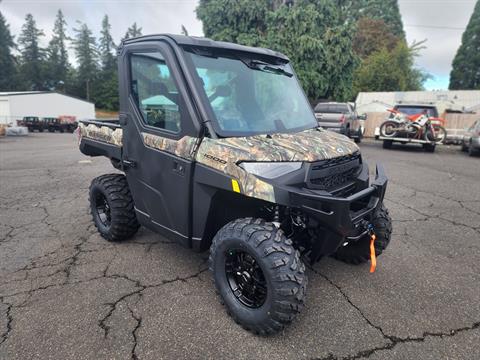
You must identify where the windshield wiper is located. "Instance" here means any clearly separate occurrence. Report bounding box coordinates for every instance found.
[242,59,293,77]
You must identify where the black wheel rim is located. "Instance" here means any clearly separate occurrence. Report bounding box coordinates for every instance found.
[94,193,111,227]
[225,249,267,308]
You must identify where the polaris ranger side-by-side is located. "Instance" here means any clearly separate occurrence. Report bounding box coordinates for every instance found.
[79,34,392,335]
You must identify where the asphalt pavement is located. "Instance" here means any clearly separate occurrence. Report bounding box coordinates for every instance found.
[0,133,479,360]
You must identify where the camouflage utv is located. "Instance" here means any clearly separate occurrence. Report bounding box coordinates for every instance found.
[79,34,392,335]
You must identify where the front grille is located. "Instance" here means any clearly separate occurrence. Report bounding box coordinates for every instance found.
[308,152,361,195]
[311,152,361,171]
[310,166,358,188]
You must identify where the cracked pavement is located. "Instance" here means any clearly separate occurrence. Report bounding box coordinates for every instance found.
[1,133,479,359]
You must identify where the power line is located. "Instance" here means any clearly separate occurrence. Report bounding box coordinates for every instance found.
[404,24,466,30]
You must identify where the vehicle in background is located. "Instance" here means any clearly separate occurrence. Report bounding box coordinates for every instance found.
[374,103,458,142]
[376,104,447,153]
[43,117,59,132]
[43,115,78,133]
[313,102,366,143]
[18,116,44,132]
[58,115,78,133]
[461,119,480,156]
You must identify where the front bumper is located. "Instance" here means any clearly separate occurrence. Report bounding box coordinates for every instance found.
[282,164,388,256]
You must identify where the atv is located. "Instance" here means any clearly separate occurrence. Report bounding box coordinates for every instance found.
[78,34,392,335]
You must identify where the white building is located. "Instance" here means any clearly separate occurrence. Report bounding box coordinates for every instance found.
[355,90,480,115]
[0,91,95,126]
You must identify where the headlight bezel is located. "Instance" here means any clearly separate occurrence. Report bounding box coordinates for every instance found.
[238,161,303,179]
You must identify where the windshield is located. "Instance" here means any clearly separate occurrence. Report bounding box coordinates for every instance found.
[314,104,349,113]
[186,50,317,137]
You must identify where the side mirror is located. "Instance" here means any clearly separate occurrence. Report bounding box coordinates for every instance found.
[359,113,367,121]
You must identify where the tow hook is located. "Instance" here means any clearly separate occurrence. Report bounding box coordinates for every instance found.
[367,224,377,273]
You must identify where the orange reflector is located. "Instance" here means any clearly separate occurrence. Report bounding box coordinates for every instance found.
[369,234,377,273]
[231,179,240,193]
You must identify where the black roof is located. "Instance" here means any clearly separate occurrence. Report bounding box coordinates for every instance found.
[122,34,289,62]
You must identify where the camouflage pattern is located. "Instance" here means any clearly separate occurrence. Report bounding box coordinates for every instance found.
[141,132,197,160]
[196,128,359,202]
[78,123,123,146]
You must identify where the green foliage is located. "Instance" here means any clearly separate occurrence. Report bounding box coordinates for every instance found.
[197,0,270,46]
[72,22,99,100]
[449,0,480,90]
[46,10,70,91]
[123,22,143,41]
[353,17,399,59]
[353,41,427,93]
[0,12,18,91]
[197,0,359,101]
[18,14,46,90]
[96,15,118,111]
[341,0,405,38]
[99,15,116,70]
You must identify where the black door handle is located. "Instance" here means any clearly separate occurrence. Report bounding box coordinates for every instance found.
[173,161,185,176]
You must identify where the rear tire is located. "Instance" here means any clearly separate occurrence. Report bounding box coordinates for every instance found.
[354,129,362,143]
[383,140,393,149]
[89,174,139,241]
[380,121,398,138]
[423,143,436,152]
[333,205,392,265]
[210,218,307,335]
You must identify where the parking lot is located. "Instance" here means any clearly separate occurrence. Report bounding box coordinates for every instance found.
[0,133,479,360]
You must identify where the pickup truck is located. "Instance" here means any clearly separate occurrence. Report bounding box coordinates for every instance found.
[313,102,366,143]
[376,104,446,152]
[78,34,392,335]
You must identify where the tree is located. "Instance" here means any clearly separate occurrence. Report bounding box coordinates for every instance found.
[353,17,399,59]
[197,0,270,46]
[72,22,99,100]
[18,13,46,90]
[123,22,142,40]
[99,15,115,70]
[96,15,118,110]
[449,0,480,90]
[341,0,405,38]
[265,1,358,100]
[0,12,18,91]
[353,41,427,93]
[46,10,70,91]
[197,0,359,101]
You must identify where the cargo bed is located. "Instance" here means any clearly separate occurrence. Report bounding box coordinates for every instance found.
[78,119,123,161]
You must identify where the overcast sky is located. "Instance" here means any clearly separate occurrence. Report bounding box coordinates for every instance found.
[1,0,477,90]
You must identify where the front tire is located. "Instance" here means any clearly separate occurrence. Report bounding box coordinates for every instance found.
[89,174,139,241]
[468,143,478,157]
[210,218,307,335]
[333,205,392,265]
[425,125,446,144]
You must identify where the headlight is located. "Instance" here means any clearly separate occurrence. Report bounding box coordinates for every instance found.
[239,162,302,179]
